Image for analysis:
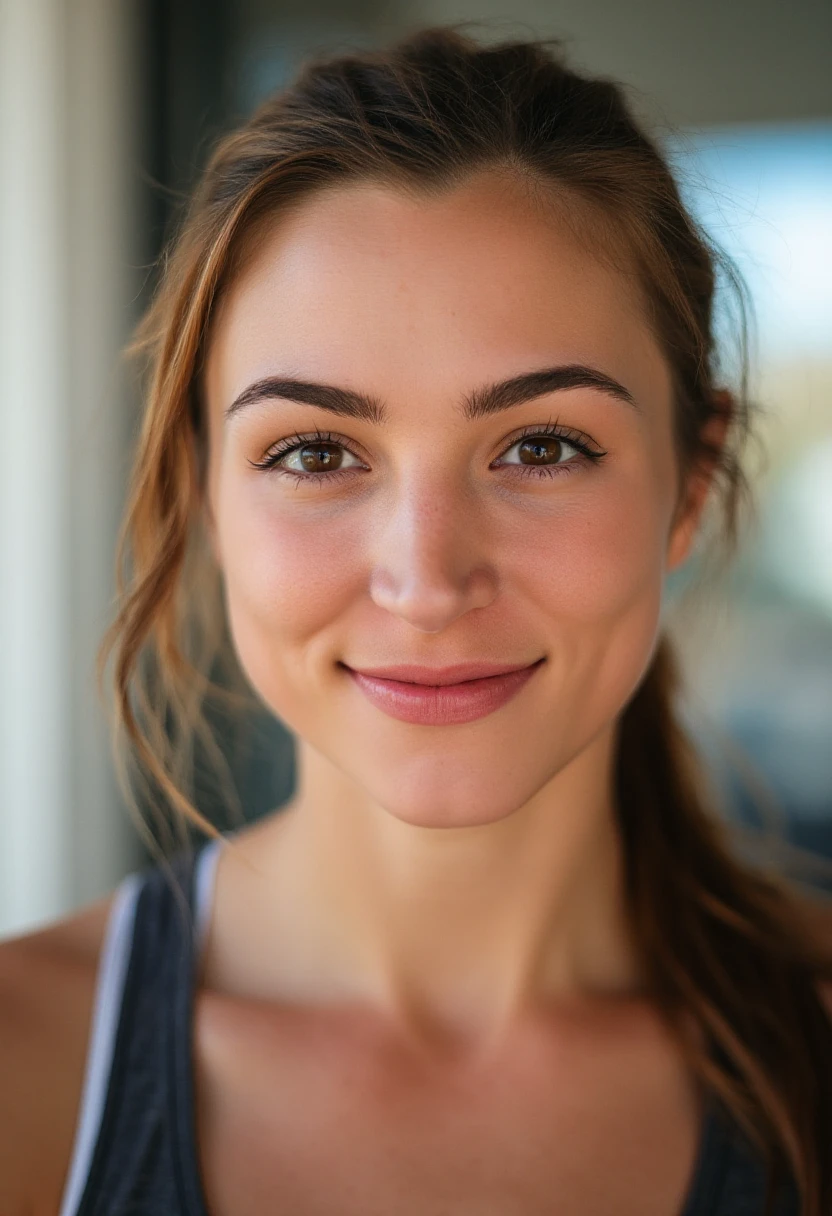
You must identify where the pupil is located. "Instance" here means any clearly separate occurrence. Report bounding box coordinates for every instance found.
[520,437,561,465]
[300,442,341,472]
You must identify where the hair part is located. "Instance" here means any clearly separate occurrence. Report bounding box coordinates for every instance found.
[99,24,832,1214]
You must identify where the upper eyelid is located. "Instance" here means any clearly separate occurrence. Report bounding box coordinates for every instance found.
[497,422,604,452]
[261,422,601,460]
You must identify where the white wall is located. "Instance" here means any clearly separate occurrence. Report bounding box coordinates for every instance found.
[0,0,143,937]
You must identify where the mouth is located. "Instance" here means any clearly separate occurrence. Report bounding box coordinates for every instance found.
[340,657,546,726]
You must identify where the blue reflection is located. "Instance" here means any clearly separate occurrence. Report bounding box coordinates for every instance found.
[667,122,832,357]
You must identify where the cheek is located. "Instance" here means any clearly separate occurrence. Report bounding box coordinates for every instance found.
[510,474,670,624]
[216,477,359,687]
[503,471,672,731]
[220,474,671,633]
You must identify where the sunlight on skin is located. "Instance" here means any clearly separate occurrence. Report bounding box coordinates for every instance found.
[199,170,716,1042]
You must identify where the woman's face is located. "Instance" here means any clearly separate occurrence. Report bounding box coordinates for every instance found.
[204,172,701,828]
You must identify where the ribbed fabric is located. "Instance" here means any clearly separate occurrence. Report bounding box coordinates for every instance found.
[63,839,801,1215]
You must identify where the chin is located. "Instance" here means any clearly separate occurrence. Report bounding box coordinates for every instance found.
[358,764,551,831]
[389,803,515,831]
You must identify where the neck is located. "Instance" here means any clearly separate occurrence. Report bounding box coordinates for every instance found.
[212,724,644,1055]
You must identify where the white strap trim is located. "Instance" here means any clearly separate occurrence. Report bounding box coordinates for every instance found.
[194,836,223,953]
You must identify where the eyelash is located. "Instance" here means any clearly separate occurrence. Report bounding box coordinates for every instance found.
[249,422,608,485]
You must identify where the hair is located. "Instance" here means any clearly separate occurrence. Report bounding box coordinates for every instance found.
[99,23,832,1215]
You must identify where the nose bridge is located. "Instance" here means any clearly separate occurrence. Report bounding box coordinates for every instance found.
[368,468,496,631]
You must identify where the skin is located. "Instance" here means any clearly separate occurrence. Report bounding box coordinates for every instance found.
[199,168,707,1047]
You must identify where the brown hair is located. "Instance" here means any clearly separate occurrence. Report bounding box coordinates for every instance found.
[100,24,832,1214]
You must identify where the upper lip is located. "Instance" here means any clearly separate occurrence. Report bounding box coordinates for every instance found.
[344,659,544,686]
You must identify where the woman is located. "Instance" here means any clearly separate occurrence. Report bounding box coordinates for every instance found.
[1,24,830,1216]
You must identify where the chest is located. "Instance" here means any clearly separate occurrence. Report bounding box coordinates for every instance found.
[192,996,706,1216]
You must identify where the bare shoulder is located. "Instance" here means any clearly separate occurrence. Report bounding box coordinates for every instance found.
[0,894,115,1216]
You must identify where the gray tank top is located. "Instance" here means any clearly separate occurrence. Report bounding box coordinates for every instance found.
[57,839,801,1215]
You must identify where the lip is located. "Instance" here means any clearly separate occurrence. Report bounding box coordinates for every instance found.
[348,660,540,686]
[342,657,546,726]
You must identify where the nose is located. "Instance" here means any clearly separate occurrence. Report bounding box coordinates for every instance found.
[368,483,498,633]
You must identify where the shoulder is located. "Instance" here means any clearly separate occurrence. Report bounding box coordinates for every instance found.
[0,894,115,1216]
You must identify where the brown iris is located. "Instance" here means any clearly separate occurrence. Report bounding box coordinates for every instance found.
[517,436,562,465]
[299,441,344,472]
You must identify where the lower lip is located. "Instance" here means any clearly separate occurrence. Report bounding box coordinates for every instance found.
[346,659,545,726]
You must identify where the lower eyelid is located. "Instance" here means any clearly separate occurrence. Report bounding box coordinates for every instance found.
[275,459,584,484]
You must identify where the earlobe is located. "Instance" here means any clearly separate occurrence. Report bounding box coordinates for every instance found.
[665,390,734,571]
[665,478,702,569]
[666,503,700,571]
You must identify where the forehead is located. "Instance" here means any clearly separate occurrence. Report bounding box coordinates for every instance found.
[205,172,672,414]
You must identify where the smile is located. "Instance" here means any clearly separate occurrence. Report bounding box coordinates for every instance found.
[342,658,546,726]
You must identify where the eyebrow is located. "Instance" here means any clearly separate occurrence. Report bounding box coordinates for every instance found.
[224,363,639,424]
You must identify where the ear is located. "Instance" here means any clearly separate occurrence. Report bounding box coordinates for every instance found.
[666,390,734,571]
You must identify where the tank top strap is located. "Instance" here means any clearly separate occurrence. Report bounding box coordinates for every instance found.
[64,840,220,1216]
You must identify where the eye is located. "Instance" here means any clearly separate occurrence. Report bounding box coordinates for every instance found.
[250,423,607,484]
[250,430,365,482]
[493,424,606,479]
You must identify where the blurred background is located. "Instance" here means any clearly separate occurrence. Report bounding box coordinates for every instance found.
[1,0,830,936]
